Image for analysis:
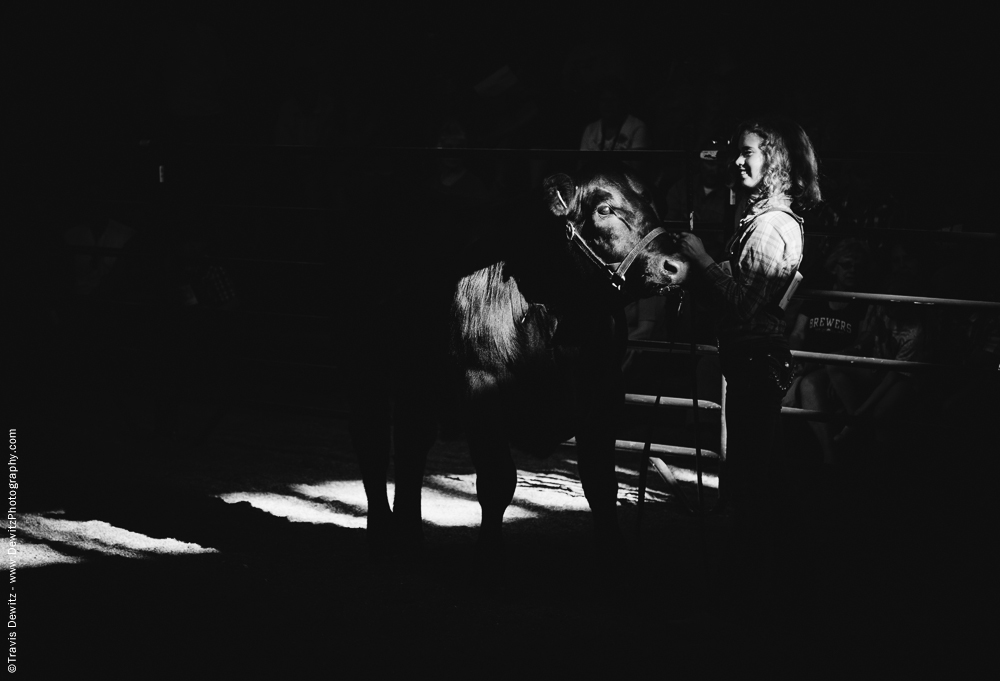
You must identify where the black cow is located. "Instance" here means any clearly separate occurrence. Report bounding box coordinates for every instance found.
[348,166,689,562]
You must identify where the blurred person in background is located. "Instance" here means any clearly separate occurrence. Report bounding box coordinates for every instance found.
[783,238,873,464]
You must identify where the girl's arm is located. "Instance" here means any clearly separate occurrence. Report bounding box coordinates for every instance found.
[677,213,798,323]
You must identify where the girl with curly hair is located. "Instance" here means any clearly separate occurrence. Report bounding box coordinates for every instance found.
[677,117,821,610]
[679,119,820,617]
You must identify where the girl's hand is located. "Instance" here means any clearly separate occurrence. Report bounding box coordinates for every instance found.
[677,232,713,269]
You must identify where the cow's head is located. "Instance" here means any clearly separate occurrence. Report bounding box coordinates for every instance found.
[544,168,689,296]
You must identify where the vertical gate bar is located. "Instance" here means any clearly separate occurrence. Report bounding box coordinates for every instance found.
[719,374,727,463]
[636,424,652,532]
[688,295,705,517]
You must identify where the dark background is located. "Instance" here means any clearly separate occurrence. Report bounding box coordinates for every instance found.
[3,8,996,676]
[6,7,993,150]
[6,6,998,469]
[5,7,994,245]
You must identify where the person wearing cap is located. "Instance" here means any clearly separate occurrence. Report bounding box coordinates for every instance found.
[676,117,821,617]
[664,139,728,226]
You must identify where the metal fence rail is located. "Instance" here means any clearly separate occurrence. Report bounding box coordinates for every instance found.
[619,285,998,519]
[794,289,1000,309]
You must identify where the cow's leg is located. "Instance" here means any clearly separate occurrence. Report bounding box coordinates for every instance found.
[575,327,625,548]
[575,417,621,546]
[345,311,400,557]
[466,372,516,564]
[392,396,437,553]
[469,429,516,561]
[349,392,394,553]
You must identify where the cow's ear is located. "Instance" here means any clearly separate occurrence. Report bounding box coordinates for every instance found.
[543,173,575,216]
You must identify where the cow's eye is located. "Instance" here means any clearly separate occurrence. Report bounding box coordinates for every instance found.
[596,204,613,216]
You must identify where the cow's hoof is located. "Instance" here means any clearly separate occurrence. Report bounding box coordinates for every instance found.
[366,512,396,561]
[590,521,627,586]
[593,517,624,551]
[394,519,426,563]
[473,540,505,565]
[473,532,507,585]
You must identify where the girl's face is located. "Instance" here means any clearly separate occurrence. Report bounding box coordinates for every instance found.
[734,132,766,190]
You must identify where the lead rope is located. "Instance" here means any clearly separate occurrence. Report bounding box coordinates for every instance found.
[636,289,699,531]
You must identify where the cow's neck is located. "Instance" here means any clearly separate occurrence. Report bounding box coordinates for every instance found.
[505,236,622,319]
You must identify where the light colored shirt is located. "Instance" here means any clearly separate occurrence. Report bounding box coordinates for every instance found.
[701,194,803,347]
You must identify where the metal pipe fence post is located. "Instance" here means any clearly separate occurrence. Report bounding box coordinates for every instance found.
[719,374,727,464]
[717,373,727,514]
[688,293,705,517]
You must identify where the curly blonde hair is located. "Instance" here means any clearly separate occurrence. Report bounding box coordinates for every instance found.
[735,117,822,209]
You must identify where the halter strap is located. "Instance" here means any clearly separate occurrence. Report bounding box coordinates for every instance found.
[554,188,670,293]
[564,220,668,292]
[612,226,667,283]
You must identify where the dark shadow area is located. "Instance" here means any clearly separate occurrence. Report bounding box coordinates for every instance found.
[6,8,995,678]
[20,404,716,675]
[15,397,989,677]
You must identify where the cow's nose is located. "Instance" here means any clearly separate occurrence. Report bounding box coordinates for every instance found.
[660,256,689,283]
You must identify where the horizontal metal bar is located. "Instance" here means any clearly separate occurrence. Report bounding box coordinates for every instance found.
[626,340,988,373]
[777,406,913,424]
[649,458,719,492]
[45,195,341,214]
[233,398,838,430]
[791,350,952,371]
[796,289,1000,309]
[46,200,1000,241]
[24,141,983,160]
[67,143,690,159]
[47,244,328,266]
[683,226,999,243]
[362,146,683,159]
[57,297,330,319]
[560,437,720,460]
[780,407,853,423]
[626,340,719,355]
[624,393,721,412]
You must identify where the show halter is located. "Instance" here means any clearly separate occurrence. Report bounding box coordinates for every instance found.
[555,190,669,294]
